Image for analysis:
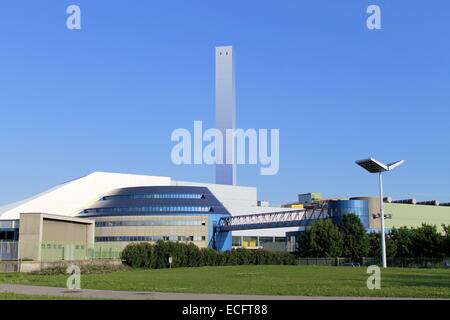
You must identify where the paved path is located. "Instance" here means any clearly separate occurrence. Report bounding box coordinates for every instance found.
[0,283,436,300]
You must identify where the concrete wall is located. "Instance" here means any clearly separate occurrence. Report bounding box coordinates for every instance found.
[42,219,91,243]
[18,213,43,261]
[19,213,94,261]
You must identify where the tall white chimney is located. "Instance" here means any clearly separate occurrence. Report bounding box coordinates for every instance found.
[215,46,236,185]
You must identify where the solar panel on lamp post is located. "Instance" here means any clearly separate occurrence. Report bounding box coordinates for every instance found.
[355,157,404,268]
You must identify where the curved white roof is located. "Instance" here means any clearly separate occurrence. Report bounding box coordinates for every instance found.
[0,172,171,220]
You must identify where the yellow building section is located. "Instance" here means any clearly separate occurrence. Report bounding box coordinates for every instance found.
[242,240,258,247]
[281,203,304,209]
[385,203,450,232]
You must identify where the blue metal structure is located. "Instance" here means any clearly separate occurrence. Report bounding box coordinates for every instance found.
[327,200,370,229]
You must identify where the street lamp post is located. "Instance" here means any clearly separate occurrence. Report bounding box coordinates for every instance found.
[378,172,387,269]
[356,157,404,268]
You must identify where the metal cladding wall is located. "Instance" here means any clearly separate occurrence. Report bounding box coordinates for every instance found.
[79,186,232,251]
[327,200,370,229]
[385,203,450,231]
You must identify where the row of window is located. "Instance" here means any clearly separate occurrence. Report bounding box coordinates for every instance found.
[95,236,206,242]
[83,206,213,214]
[101,193,205,201]
[232,236,287,247]
[96,220,207,227]
[41,243,85,250]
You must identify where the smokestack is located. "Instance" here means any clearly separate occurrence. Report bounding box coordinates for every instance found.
[215,46,236,185]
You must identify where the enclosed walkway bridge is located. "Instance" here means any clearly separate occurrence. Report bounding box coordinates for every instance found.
[215,206,330,232]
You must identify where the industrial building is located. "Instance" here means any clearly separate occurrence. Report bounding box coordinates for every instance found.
[0,171,301,267]
[284,192,450,253]
[2,176,450,267]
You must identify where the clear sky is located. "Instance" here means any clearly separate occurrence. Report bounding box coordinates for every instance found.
[0,0,449,206]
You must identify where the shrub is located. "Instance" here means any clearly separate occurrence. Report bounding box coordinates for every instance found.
[35,263,129,275]
[121,241,296,269]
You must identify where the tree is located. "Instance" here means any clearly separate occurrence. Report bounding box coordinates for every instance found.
[368,232,397,258]
[337,214,369,260]
[411,224,442,257]
[298,219,343,257]
[442,225,450,257]
[390,227,414,257]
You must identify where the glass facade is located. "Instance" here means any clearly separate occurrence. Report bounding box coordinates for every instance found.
[101,193,204,201]
[81,186,232,251]
[96,220,206,227]
[327,200,370,229]
[95,235,206,242]
[231,236,287,252]
[82,206,212,216]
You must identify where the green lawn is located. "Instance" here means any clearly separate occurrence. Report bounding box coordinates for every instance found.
[1,265,450,298]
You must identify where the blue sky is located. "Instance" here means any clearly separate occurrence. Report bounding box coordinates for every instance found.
[0,0,449,206]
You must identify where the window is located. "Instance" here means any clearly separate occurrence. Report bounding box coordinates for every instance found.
[95,235,207,242]
[243,237,258,247]
[0,231,17,241]
[95,220,207,227]
[100,193,205,201]
[232,236,242,246]
[259,237,274,244]
[83,206,213,215]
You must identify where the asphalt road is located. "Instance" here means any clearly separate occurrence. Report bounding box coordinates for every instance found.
[0,283,435,300]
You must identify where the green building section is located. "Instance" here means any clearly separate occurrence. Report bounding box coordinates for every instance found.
[385,203,450,231]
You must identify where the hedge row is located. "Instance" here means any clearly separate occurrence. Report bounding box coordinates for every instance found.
[35,263,130,275]
[121,241,296,269]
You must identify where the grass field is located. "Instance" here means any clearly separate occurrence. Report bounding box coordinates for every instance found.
[1,265,450,299]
